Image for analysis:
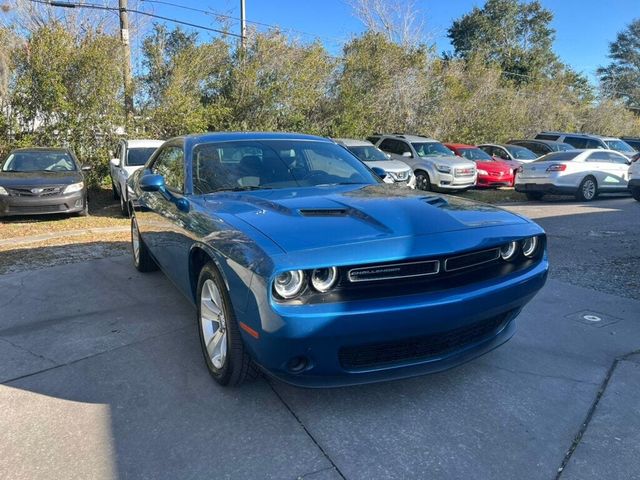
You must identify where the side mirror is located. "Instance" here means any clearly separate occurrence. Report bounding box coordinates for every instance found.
[140,174,165,192]
[371,167,388,179]
[385,153,391,159]
[402,152,412,158]
[110,158,119,167]
[81,165,92,171]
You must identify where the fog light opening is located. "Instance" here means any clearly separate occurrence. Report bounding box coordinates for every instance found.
[287,356,309,374]
[74,199,83,207]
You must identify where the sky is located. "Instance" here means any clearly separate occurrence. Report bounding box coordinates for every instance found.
[133,0,639,83]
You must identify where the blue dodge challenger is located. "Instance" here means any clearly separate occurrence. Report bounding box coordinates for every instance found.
[130,132,548,387]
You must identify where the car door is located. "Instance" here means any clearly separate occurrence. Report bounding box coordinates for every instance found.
[604,151,630,189]
[583,151,611,188]
[138,143,192,296]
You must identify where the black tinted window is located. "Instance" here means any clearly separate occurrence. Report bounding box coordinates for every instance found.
[606,152,629,164]
[563,137,588,149]
[127,147,159,167]
[535,134,560,141]
[152,146,184,192]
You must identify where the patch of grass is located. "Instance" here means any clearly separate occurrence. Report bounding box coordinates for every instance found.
[0,187,128,240]
[456,188,529,204]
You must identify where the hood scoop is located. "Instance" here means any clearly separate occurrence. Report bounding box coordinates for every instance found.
[299,208,348,217]
[422,196,449,208]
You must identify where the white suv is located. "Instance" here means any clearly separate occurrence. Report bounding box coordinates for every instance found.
[110,139,163,216]
[372,134,476,192]
[629,152,640,202]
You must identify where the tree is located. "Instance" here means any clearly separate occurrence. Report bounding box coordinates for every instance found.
[597,18,640,110]
[447,0,557,81]
[348,0,426,47]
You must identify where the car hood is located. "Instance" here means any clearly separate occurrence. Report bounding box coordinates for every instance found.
[422,155,474,167]
[0,171,83,187]
[363,160,411,173]
[203,184,527,253]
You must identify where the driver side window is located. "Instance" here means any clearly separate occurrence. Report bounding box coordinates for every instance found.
[152,146,185,193]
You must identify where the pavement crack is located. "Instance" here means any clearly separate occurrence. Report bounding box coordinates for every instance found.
[267,379,347,480]
[480,362,600,386]
[296,466,338,479]
[555,348,640,478]
[0,336,57,365]
[2,324,191,385]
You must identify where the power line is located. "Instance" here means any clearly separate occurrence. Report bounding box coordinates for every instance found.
[29,0,244,38]
[137,0,345,45]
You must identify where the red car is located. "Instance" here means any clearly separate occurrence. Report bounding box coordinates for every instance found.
[445,143,516,188]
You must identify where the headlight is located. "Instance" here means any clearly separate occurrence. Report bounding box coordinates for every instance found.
[500,241,518,261]
[436,164,451,173]
[64,182,84,194]
[273,270,305,299]
[477,169,488,175]
[311,267,338,292]
[521,236,539,258]
[0,186,8,196]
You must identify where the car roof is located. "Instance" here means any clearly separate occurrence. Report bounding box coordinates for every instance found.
[508,139,571,146]
[9,147,71,153]
[334,138,374,147]
[445,143,476,149]
[178,132,332,145]
[126,139,164,148]
[538,131,617,141]
[378,133,439,142]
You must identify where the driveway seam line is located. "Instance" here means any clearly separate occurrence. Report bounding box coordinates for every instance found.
[555,348,640,478]
[2,324,191,385]
[297,466,338,479]
[267,379,347,480]
[0,336,58,365]
[479,362,600,386]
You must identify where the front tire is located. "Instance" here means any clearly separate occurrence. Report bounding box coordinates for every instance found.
[112,180,119,200]
[415,170,432,191]
[120,192,130,217]
[197,263,257,386]
[131,216,158,272]
[576,176,598,202]
[631,188,640,202]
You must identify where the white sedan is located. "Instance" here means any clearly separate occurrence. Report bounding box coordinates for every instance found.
[515,149,631,201]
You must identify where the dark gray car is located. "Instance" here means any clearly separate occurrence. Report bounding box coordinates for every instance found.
[0,148,90,217]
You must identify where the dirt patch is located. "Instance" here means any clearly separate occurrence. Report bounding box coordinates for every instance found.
[0,187,128,240]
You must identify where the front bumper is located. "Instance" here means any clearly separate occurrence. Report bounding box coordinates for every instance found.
[477,174,514,188]
[0,191,86,216]
[435,172,476,190]
[515,183,576,195]
[245,256,548,387]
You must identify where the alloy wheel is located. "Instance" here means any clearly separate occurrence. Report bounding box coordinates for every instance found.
[200,279,228,370]
[583,179,596,200]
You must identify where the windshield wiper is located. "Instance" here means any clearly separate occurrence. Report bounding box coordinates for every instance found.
[212,186,273,193]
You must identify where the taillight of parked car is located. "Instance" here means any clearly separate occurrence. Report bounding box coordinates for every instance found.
[546,164,567,172]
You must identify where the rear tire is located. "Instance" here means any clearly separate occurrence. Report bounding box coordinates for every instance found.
[525,192,544,201]
[197,263,258,386]
[415,170,432,191]
[131,216,158,272]
[576,176,598,202]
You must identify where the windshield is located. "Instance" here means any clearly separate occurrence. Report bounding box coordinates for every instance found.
[504,145,537,160]
[347,145,389,162]
[458,148,493,161]
[411,142,454,157]
[534,151,581,162]
[1,151,76,172]
[127,147,158,166]
[605,140,635,153]
[192,140,379,194]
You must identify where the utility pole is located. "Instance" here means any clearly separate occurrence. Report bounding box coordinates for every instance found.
[119,0,134,122]
[240,0,246,51]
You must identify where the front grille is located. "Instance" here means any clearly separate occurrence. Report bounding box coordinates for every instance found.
[338,310,513,369]
[7,186,63,197]
[454,167,475,177]
[444,248,500,272]
[9,204,65,213]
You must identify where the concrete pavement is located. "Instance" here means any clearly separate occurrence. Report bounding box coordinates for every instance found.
[0,197,639,479]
